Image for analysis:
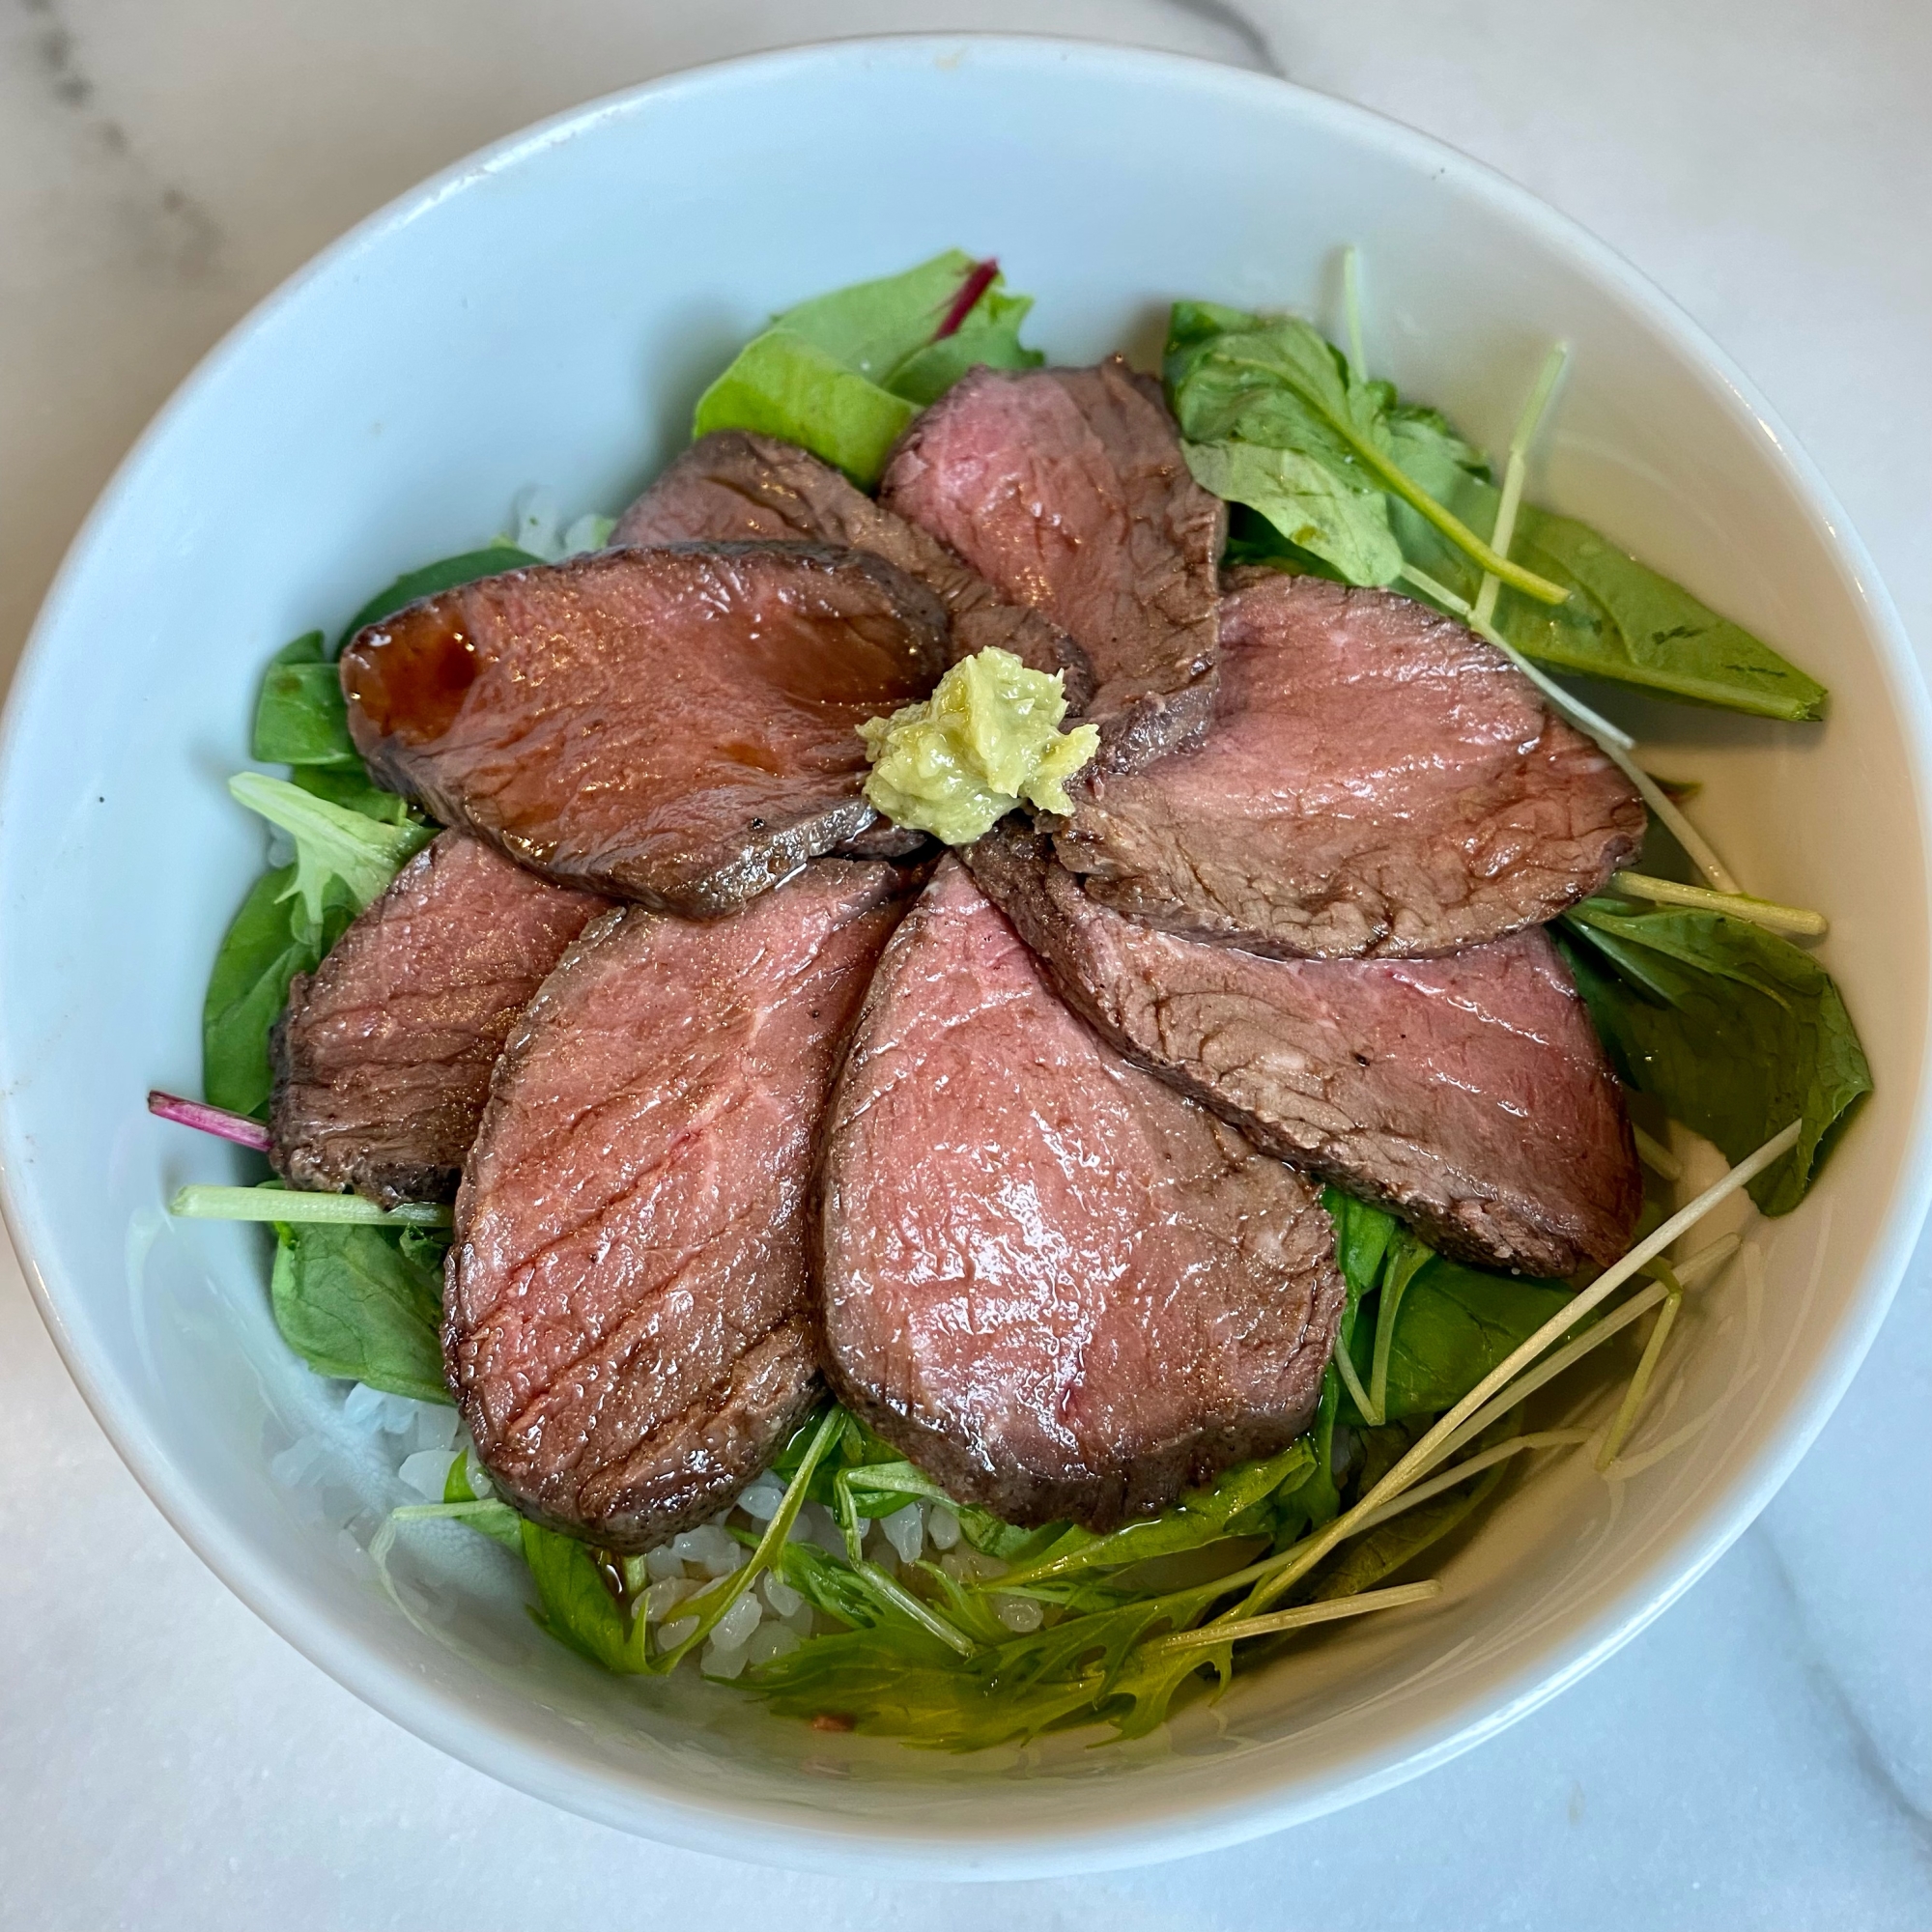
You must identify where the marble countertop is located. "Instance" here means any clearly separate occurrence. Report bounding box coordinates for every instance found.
[3,3,1928,1924]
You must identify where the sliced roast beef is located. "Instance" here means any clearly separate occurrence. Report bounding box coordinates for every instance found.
[1054,573,1646,958]
[969,827,1640,1275]
[269,832,608,1207]
[816,856,1346,1532]
[880,358,1224,770]
[447,861,914,1550]
[613,430,1091,704]
[339,544,949,917]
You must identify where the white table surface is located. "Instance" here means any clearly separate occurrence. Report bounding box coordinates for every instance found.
[4,3,1929,1924]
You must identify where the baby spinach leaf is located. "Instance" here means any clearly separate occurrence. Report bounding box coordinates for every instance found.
[336,542,544,646]
[1167,300,1402,585]
[1363,1259,1574,1422]
[202,866,352,1117]
[1502,510,1827,720]
[252,633,361,769]
[1560,900,1870,1213]
[693,252,1041,485]
[268,1220,449,1403]
[1395,480,1828,722]
[1322,1187,1573,1425]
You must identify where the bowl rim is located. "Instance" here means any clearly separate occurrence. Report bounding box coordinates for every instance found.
[5,31,1930,1880]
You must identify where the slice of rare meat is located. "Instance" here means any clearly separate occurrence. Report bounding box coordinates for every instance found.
[269,832,609,1207]
[880,358,1224,771]
[613,430,1092,705]
[339,544,949,916]
[816,856,1346,1532]
[968,826,1640,1276]
[448,860,914,1549]
[1054,572,1646,958]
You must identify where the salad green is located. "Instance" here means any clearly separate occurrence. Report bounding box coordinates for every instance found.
[1174,299,1827,721]
[694,251,1041,485]
[171,248,1870,1751]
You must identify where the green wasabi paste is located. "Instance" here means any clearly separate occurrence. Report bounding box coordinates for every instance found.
[857,647,1100,845]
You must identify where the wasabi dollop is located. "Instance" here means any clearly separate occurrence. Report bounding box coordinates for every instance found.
[858,647,1100,846]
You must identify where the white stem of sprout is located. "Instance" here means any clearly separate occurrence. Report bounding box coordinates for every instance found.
[1422,1231,1744,1475]
[1332,1331,1379,1428]
[169,1184,451,1228]
[1672,1233,1745,1287]
[1239,1122,1799,1616]
[1152,1578,1441,1654]
[1421,1232,1744,1476]
[1609,870,1827,938]
[1632,1124,1683,1180]
[1472,343,1569,632]
[1603,750,1743,894]
[858,1561,977,1656]
[1596,1269,1685,1469]
[1426,1279,1669,1474]
[1345,1430,1592,1536]
[1342,246,1367,384]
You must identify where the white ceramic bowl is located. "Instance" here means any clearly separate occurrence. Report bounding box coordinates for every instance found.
[4,36,1928,1879]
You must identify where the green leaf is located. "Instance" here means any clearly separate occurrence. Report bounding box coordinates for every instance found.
[887,287,1043,406]
[201,865,351,1118]
[288,766,422,826]
[521,1520,649,1673]
[253,632,362,768]
[770,1539,882,1631]
[999,1440,1314,1586]
[695,330,918,487]
[391,1496,524,1550]
[1560,901,1870,1213]
[693,253,1041,485]
[228,771,433,929]
[1394,477,1828,722]
[1506,508,1827,720]
[1321,1185,1574,1424]
[1360,1259,1574,1422]
[336,543,544,647]
[268,1220,450,1403]
[775,250,990,383]
[1308,1459,1508,1602]
[1166,300,1402,584]
[1173,298,1826,720]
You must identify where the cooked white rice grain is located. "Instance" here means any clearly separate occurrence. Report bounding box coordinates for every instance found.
[714,1592,763,1650]
[746,1625,803,1667]
[993,1595,1044,1634]
[762,1572,806,1619]
[881,1504,924,1565]
[397,1448,457,1500]
[703,1639,751,1680]
[738,1477,787,1522]
[643,1577,696,1623]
